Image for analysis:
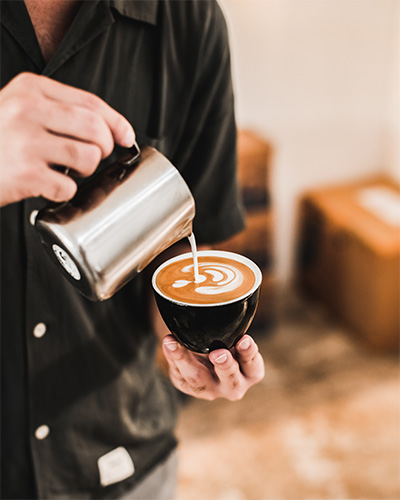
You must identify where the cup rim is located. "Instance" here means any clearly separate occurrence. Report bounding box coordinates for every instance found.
[152,250,262,307]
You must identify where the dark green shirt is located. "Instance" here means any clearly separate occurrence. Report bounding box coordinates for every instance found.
[0,1,245,498]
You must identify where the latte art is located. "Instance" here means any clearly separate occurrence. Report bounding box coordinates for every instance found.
[172,261,245,296]
[154,253,257,305]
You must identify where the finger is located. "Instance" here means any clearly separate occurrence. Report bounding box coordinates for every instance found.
[162,336,215,396]
[208,348,244,398]
[43,101,114,159]
[162,336,192,383]
[37,76,135,148]
[235,335,265,381]
[162,337,184,376]
[41,134,102,177]
[36,166,77,202]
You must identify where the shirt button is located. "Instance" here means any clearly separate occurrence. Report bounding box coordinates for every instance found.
[35,425,50,440]
[29,210,39,226]
[33,322,47,338]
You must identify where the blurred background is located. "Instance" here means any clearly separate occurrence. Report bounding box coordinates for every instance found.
[174,1,400,499]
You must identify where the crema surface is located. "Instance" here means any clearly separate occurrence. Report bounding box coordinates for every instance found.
[155,255,256,304]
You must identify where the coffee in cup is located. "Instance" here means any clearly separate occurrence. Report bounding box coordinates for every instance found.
[152,250,262,353]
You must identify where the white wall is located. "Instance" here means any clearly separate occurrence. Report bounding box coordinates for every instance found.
[220,0,400,284]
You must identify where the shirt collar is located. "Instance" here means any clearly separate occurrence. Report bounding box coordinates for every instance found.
[109,0,159,25]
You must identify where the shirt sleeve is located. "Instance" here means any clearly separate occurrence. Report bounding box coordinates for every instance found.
[174,1,246,245]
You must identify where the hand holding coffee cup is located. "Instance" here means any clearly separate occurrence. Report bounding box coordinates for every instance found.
[152,250,262,353]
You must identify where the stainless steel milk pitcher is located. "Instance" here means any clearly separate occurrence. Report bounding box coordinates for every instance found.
[35,145,196,301]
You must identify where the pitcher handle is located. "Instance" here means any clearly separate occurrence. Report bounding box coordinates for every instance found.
[118,141,141,167]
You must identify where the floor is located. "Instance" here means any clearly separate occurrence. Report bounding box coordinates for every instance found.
[174,293,400,500]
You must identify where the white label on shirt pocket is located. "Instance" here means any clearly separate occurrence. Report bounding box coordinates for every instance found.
[98,446,135,487]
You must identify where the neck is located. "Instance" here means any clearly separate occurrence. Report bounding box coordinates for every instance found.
[24,0,82,62]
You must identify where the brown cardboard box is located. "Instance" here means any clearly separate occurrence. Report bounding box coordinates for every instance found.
[214,209,275,334]
[234,130,275,334]
[216,209,274,270]
[251,273,277,333]
[237,130,272,208]
[297,176,400,351]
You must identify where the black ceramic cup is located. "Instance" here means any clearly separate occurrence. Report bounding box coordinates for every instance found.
[152,250,262,354]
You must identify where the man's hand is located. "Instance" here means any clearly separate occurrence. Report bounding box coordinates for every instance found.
[0,72,135,207]
[162,334,265,401]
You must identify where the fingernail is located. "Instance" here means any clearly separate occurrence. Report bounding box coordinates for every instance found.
[238,338,251,351]
[164,340,178,352]
[122,127,135,148]
[214,353,228,364]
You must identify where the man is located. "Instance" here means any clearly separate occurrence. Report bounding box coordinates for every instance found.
[0,1,265,498]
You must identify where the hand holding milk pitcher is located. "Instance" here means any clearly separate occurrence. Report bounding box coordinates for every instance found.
[35,145,262,352]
